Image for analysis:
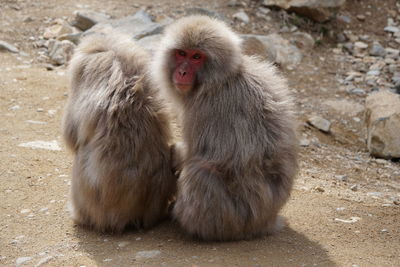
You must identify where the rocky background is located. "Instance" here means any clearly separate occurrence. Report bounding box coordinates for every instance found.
[0,0,399,266]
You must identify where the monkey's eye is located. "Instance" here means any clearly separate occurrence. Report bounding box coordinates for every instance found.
[192,53,202,60]
[178,50,186,57]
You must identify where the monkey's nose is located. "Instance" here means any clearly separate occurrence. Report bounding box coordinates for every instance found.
[179,70,186,77]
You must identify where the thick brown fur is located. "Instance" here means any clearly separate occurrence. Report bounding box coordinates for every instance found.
[152,16,298,241]
[62,32,176,232]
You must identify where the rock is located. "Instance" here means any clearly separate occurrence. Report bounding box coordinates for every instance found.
[350,184,358,191]
[9,105,21,111]
[359,35,370,41]
[365,91,400,158]
[136,34,162,54]
[58,33,82,45]
[43,19,74,39]
[241,33,302,68]
[35,256,54,267]
[314,186,325,192]
[291,32,314,51]
[307,116,331,133]
[384,26,400,33]
[26,120,47,125]
[262,0,346,22]
[354,41,368,49]
[118,241,130,248]
[233,11,250,24]
[185,7,226,21]
[366,70,380,76]
[87,10,166,40]
[135,250,161,259]
[259,7,271,14]
[299,138,310,147]
[385,48,399,59]
[48,40,75,65]
[337,14,351,24]
[334,175,348,181]
[334,217,361,223]
[16,257,32,266]
[349,88,366,95]
[369,61,385,71]
[367,191,382,198]
[324,99,364,116]
[0,40,19,53]
[369,42,386,57]
[336,32,347,42]
[343,42,353,53]
[18,140,62,151]
[343,31,358,42]
[72,10,111,31]
[356,14,365,21]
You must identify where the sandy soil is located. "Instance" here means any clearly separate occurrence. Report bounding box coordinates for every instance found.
[0,0,399,266]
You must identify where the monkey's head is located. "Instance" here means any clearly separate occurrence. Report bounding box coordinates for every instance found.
[153,15,242,97]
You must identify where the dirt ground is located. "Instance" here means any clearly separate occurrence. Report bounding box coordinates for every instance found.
[0,0,399,266]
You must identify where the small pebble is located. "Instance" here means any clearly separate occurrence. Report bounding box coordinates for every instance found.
[16,257,32,266]
[299,138,310,147]
[314,186,325,193]
[354,41,368,49]
[334,217,361,223]
[135,250,161,259]
[356,15,365,21]
[118,241,130,248]
[10,105,21,111]
[335,175,348,182]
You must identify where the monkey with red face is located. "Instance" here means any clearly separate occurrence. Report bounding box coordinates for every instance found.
[152,16,298,241]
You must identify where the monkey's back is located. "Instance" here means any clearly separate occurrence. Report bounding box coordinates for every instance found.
[63,33,175,232]
[175,56,298,241]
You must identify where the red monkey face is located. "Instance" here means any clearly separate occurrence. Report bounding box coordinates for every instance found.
[172,49,206,93]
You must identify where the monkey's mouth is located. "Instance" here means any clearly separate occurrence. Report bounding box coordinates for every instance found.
[175,83,192,93]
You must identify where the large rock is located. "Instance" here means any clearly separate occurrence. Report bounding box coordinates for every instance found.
[241,34,302,68]
[365,91,400,159]
[71,10,111,31]
[185,7,226,21]
[43,19,74,39]
[136,34,162,54]
[86,10,168,40]
[307,116,331,133]
[262,0,346,22]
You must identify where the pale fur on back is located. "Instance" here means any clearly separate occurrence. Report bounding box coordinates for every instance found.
[152,15,298,241]
[62,32,176,232]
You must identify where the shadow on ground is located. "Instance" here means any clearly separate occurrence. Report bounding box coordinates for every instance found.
[74,220,336,266]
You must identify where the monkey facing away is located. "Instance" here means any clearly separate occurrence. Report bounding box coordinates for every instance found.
[62,32,176,232]
[152,16,298,241]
